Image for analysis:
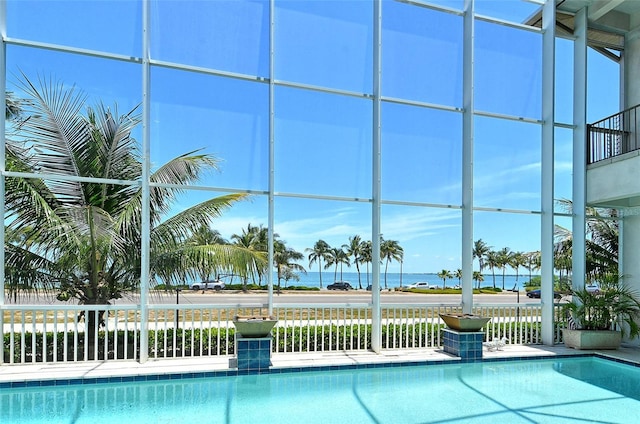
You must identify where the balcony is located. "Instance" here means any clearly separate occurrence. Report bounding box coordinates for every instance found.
[587,104,640,164]
[586,104,640,207]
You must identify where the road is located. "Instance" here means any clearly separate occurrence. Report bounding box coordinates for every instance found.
[3,289,552,306]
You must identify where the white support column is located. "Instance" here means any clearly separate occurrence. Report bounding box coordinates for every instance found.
[0,0,6,310]
[139,0,151,363]
[267,0,275,315]
[572,7,587,293]
[461,0,475,314]
[371,0,382,353]
[541,0,556,345]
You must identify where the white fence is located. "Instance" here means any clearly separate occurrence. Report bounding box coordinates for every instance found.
[1,302,568,364]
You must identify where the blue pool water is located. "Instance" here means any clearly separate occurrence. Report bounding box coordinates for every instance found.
[2,357,640,423]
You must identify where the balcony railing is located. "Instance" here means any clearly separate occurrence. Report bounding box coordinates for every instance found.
[588,104,640,164]
[1,302,569,365]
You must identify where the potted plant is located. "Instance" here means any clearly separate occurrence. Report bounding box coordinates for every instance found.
[562,284,640,349]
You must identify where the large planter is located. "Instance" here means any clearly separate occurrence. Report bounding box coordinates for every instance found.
[232,315,278,338]
[439,313,491,332]
[562,328,622,350]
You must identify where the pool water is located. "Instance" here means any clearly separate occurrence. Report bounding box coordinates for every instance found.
[2,357,640,423]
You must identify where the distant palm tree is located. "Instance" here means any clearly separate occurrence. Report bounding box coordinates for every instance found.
[231,224,272,290]
[306,240,331,288]
[473,239,492,289]
[381,239,403,289]
[510,251,526,289]
[486,251,499,289]
[497,247,513,290]
[273,240,306,293]
[437,269,452,289]
[329,247,350,281]
[360,240,372,288]
[455,269,462,286]
[473,271,484,288]
[343,235,364,289]
[524,251,541,285]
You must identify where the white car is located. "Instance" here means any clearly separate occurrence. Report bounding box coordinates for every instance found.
[190,280,225,291]
[586,284,600,294]
[406,282,438,290]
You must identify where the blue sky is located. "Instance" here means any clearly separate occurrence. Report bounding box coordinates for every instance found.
[5,1,621,274]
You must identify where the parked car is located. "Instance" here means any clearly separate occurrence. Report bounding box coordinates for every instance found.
[526,289,562,299]
[366,284,382,291]
[327,281,352,291]
[190,280,225,291]
[585,284,600,294]
[406,282,438,290]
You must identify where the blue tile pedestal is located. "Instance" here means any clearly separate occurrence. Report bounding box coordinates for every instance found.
[443,329,484,360]
[234,336,272,371]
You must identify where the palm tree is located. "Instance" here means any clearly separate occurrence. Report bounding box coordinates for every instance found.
[455,269,462,287]
[380,239,403,289]
[306,240,330,288]
[360,240,372,288]
[473,271,484,288]
[326,247,350,281]
[343,235,364,289]
[486,250,499,289]
[555,199,619,285]
[473,239,491,288]
[510,251,526,289]
[273,240,306,293]
[4,76,267,336]
[497,247,513,290]
[188,226,229,283]
[524,251,541,285]
[437,269,452,289]
[231,224,274,288]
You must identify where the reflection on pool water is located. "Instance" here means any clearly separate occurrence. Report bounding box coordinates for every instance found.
[2,356,639,423]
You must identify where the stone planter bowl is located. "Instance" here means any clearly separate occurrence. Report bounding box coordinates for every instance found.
[232,315,278,338]
[440,313,491,332]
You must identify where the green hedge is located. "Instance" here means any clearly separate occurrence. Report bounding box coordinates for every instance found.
[3,322,546,363]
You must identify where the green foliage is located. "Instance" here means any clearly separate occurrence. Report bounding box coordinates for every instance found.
[564,285,640,338]
[4,322,544,364]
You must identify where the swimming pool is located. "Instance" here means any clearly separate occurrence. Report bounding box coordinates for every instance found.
[2,356,639,423]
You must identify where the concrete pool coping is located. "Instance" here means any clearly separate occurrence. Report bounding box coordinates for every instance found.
[1,344,640,385]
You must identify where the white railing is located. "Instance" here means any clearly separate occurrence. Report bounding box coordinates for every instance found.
[1,302,567,365]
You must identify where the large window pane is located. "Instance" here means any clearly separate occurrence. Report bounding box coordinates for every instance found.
[7,1,141,57]
[475,21,542,119]
[275,87,372,198]
[382,104,462,205]
[474,117,541,211]
[587,48,621,122]
[151,0,269,77]
[150,68,269,191]
[150,190,269,292]
[474,212,541,289]
[8,46,141,112]
[275,1,373,93]
[555,127,573,208]
[555,38,574,125]
[275,197,371,289]
[382,205,462,288]
[382,2,462,107]
[474,1,542,24]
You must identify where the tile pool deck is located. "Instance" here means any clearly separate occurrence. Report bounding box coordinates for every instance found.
[2,344,640,384]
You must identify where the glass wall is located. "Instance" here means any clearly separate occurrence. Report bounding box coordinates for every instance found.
[4,0,571,297]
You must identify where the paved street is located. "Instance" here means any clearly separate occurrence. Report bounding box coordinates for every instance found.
[3,289,551,306]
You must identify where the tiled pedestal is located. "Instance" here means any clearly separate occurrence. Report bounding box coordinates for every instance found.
[443,329,484,360]
[234,336,272,371]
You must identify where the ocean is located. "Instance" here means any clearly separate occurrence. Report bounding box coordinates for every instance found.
[267,271,536,291]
